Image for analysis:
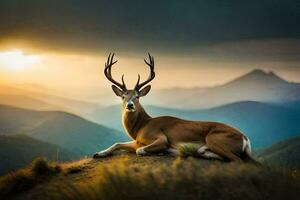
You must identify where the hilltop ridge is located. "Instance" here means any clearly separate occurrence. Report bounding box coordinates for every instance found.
[2,154,300,200]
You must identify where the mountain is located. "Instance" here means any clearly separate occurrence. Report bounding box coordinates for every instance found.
[91,101,300,148]
[197,101,300,147]
[2,69,299,116]
[0,104,128,155]
[277,100,300,110]
[0,94,60,110]
[138,69,300,109]
[193,69,300,106]
[0,135,77,175]
[141,87,208,109]
[255,136,300,168]
[0,83,102,117]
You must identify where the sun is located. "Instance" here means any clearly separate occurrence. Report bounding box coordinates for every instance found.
[0,49,42,70]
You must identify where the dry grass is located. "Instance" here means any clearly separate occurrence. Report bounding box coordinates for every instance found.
[62,159,90,174]
[178,144,201,157]
[0,157,61,198]
[27,155,300,200]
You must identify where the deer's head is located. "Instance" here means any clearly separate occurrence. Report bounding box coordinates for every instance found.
[104,53,155,113]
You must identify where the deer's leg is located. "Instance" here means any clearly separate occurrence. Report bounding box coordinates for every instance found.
[166,148,181,156]
[136,135,168,156]
[206,132,243,162]
[93,141,136,158]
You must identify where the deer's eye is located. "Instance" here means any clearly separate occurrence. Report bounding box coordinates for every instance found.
[122,96,125,100]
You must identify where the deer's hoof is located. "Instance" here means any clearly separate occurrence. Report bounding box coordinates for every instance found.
[93,151,109,159]
[136,147,148,156]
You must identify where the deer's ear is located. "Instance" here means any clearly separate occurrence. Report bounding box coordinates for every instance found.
[139,85,151,97]
[112,85,123,97]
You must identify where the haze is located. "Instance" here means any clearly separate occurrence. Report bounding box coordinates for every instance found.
[0,0,300,101]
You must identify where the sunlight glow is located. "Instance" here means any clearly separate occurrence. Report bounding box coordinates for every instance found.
[0,50,42,70]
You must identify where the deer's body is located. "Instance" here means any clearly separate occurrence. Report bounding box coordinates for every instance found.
[121,101,249,161]
[93,53,255,162]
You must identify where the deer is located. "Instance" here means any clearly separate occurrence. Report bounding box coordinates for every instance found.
[93,53,256,162]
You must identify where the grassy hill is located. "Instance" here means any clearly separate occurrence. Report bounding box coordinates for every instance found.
[1,154,300,200]
[255,136,300,168]
[91,101,300,148]
[0,135,77,175]
[0,104,128,156]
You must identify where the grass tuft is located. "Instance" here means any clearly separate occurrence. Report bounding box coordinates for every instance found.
[31,157,61,176]
[0,157,61,198]
[178,143,200,157]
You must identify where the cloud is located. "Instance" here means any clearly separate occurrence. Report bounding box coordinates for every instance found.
[1,0,300,103]
[0,0,300,55]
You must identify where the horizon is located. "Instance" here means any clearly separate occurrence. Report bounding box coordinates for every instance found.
[0,67,297,103]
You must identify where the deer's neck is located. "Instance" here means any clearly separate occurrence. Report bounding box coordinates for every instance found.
[122,104,151,140]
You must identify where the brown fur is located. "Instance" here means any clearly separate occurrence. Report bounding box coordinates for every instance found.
[122,100,246,161]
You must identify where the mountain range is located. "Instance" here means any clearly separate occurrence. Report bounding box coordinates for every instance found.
[2,69,300,114]
[0,135,76,175]
[91,101,300,148]
[0,104,128,156]
[0,83,102,117]
[255,136,300,168]
[140,69,300,109]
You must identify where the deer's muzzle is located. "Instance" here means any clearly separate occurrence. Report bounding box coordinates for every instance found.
[125,101,136,112]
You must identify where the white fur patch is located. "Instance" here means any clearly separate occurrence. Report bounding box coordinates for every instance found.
[95,151,109,157]
[242,136,252,154]
[197,145,209,154]
[136,147,147,155]
[201,151,224,160]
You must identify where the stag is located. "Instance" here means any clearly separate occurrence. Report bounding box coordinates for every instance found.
[93,53,256,162]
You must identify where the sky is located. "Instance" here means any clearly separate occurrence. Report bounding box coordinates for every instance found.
[0,0,300,98]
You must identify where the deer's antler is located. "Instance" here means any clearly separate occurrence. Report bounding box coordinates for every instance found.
[104,53,127,91]
[134,53,155,91]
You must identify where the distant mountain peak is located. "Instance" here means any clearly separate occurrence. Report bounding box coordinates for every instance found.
[247,69,278,77]
[249,69,267,75]
[226,69,288,86]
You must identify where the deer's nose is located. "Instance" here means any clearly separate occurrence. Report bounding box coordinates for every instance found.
[126,102,134,109]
